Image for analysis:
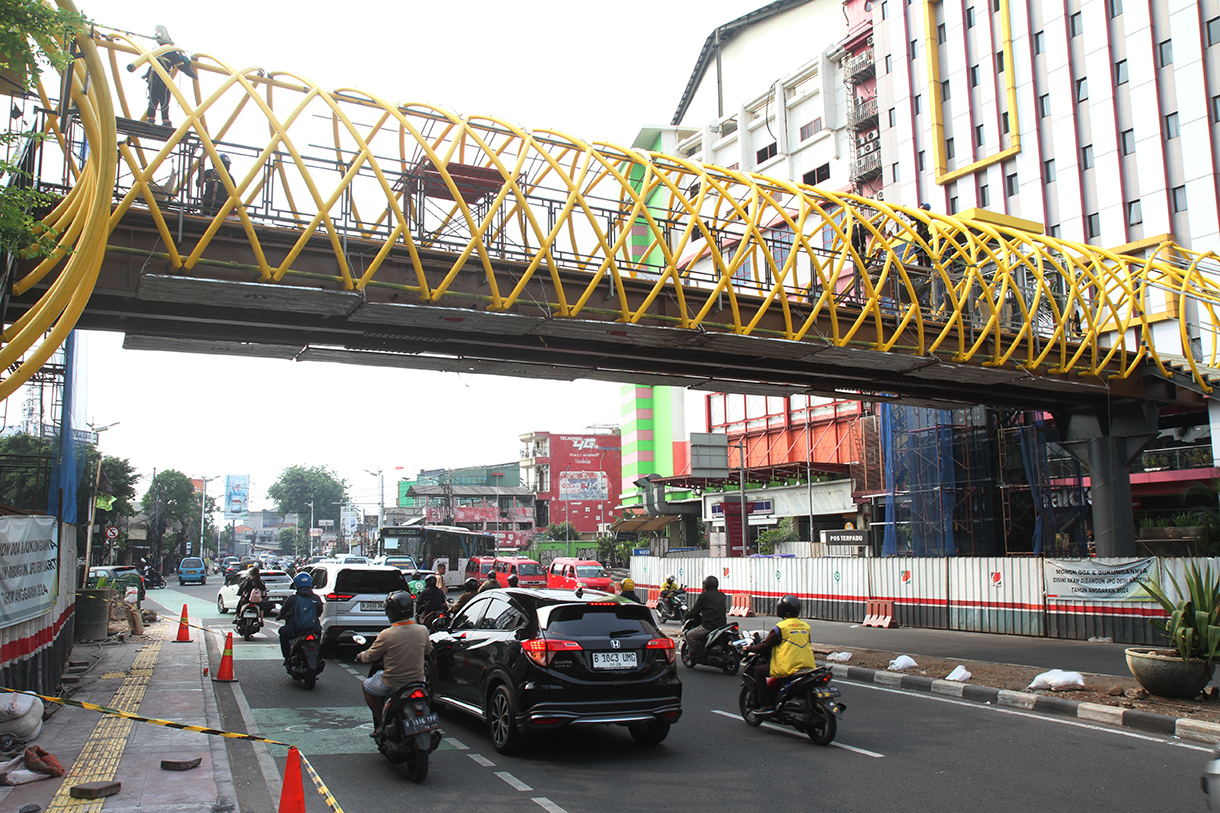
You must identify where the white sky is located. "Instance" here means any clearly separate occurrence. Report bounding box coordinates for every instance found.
[47,0,765,513]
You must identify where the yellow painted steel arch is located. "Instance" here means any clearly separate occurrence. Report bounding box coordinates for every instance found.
[6,21,1220,400]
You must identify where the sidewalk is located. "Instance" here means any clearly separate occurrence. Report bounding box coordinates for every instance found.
[0,596,236,813]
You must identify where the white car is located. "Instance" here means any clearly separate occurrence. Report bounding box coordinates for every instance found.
[216,569,293,614]
[301,563,410,648]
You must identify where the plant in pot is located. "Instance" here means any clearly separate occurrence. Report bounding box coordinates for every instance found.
[1127,562,1220,698]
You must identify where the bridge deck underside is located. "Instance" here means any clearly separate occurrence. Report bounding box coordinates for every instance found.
[14,211,1195,412]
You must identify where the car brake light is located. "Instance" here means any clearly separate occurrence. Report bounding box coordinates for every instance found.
[325,593,355,601]
[521,638,582,667]
[647,637,676,664]
[305,634,315,641]
[409,689,426,699]
[587,601,616,606]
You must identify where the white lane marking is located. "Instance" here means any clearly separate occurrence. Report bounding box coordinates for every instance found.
[843,681,1212,752]
[496,771,533,791]
[469,753,495,767]
[445,737,469,750]
[710,709,884,757]
[532,798,569,813]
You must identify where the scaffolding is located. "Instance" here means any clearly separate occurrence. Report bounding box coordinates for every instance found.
[997,411,1089,556]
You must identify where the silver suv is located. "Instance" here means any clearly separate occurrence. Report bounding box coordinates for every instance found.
[304,563,410,648]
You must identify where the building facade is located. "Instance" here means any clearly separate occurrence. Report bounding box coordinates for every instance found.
[519,429,623,536]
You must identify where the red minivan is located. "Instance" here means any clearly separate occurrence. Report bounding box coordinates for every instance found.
[546,558,612,592]
[492,556,546,588]
[464,556,496,584]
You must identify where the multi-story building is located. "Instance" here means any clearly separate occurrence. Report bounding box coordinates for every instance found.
[396,463,535,548]
[519,429,622,537]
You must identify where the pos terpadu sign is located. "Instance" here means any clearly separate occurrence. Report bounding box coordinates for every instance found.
[1043,558,1156,601]
[0,515,57,626]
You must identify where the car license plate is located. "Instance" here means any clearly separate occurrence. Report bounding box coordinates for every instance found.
[360,601,381,611]
[591,651,637,670]
[401,712,439,735]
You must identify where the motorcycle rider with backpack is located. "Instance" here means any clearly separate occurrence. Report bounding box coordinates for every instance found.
[684,575,728,662]
[277,573,323,665]
[744,594,818,711]
[236,566,268,621]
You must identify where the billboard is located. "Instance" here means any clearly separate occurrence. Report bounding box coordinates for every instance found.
[558,471,608,501]
[223,474,250,519]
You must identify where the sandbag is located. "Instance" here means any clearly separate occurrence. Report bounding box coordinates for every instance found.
[1028,669,1085,691]
[0,702,43,741]
[0,693,37,723]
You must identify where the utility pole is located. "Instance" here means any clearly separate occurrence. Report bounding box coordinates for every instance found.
[364,469,384,533]
[81,421,118,585]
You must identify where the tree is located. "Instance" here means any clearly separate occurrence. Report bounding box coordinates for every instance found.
[0,1,88,257]
[267,464,348,528]
[536,521,579,541]
[144,470,197,567]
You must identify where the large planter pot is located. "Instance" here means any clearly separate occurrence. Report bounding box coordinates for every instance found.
[1125,647,1215,699]
[74,588,116,642]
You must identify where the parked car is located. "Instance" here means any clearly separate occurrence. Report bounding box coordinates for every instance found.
[491,556,545,588]
[303,563,411,649]
[464,556,496,584]
[430,588,682,754]
[216,569,293,614]
[87,565,145,600]
[177,557,207,585]
[337,555,368,565]
[546,558,612,592]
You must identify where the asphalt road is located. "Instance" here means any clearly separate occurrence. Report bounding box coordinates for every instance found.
[153,582,1209,813]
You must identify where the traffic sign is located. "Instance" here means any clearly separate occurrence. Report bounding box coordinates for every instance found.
[105,526,119,540]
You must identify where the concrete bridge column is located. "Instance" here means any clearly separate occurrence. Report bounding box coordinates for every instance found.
[1053,401,1158,558]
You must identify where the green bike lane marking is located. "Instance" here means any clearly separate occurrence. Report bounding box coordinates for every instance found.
[150,586,219,622]
[251,706,458,755]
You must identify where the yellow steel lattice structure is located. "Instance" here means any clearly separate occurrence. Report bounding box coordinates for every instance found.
[6,18,1220,401]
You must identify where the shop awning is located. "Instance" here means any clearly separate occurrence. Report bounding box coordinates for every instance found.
[611,515,681,533]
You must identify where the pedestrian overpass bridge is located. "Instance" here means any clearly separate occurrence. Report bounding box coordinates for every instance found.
[7,19,1220,422]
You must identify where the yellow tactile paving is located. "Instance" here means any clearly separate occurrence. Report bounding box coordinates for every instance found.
[43,624,168,812]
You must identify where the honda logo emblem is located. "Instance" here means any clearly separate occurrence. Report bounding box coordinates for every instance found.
[611,639,620,649]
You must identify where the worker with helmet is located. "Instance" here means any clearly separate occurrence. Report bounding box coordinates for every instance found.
[744,594,818,711]
[619,578,641,603]
[356,591,431,735]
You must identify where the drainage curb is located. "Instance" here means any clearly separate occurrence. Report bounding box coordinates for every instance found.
[829,664,1220,745]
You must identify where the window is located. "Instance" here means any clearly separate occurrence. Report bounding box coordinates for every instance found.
[1086,212,1101,238]
[967,7,975,28]
[938,23,947,43]
[1127,200,1142,226]
[1070,12,1083,36]
[946,138,955,159]
[801,163,831,185]
[942,80,951,101]
[910,39,918,59]
[1039,93,1051,118]
[917,150,926,170]
[1115,60,1128,85]
[992,0,999,10]
[979,184,990,207]
[1209,16,1220,46]
[885,54,893,73]
[1120,129,1135,154]
[1082,144,1094,168]
[1213,94,1220,123]
[1165,112,1179,138]
[1034,31,1045,54]
[971,65,980,87]
[800,120,822,140]
[1159,40,1173,67]
[975,124,985,146]
[1048,224,1060,238]
[1006,172,1019,197]
[1076,78,1088,102]
[1043,158,1056,182]
[1001,112,1009,133]
[949,196,959,214]
[1172,185,1187,213]
[888,108,896,127]
[756,142,778,164]
[892,163,900,182]
[1109,0,1122,17]
[914,95,922,114]
[881,0,888,19]
[997,51,1005,72]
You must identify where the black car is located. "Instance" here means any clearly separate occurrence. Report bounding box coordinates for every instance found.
[429,587,682,754]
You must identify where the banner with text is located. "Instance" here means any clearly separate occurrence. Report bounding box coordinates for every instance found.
[0,516,58,627]
[224,475,249,519]
[1043,558,1156,600]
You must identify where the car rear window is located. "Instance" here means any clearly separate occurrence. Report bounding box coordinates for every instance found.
[334,569,408,595]
[181,558,203,568]
[516,562,543,576]
[543,604,657,637]
[576,565,605,578]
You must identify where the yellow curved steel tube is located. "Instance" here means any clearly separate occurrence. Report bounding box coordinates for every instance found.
[6,21,1220,401]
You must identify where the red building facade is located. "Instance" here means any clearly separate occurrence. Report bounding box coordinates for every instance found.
[520,430,623,536]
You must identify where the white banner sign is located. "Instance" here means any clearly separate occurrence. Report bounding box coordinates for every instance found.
[1043,558,1156,600]
[0,516,58,627]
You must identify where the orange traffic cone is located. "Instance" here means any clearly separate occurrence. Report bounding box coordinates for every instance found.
[278,746,306,813]
[173,604,191,643]
[213,632,237,682]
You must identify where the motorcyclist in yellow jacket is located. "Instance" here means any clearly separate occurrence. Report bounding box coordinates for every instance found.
[744,594,817,711]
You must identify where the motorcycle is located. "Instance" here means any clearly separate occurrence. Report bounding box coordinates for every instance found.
[733,634,846,745]
[233,601,262,640]
[355,634,441,782]
[285,630,325,690]
[143,570,166,590]
[656,586,688,623]
[678,615,743,675]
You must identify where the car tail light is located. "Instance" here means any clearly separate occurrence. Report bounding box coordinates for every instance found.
[305,634,315,641]
[521,638,582,667]
[409,689,426,700]
[660,709,681,719]
[647,637,676,664]
[325,593,355,601]
[587,601,616,606]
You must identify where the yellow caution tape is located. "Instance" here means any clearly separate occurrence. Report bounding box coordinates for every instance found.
[0,687,344,812]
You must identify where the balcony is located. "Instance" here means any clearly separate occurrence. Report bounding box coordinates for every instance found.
[846,48,875,83]
[849,151,882,181]
[848,96,879,130]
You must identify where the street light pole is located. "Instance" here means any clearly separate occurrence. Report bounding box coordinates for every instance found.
[198,475,217,560]
[81,421,119,585]
[364,469,384,535]
[306,499,315,557]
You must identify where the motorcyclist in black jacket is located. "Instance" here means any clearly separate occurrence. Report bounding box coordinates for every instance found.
[415,575,447,623]
[683,575,727,662]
